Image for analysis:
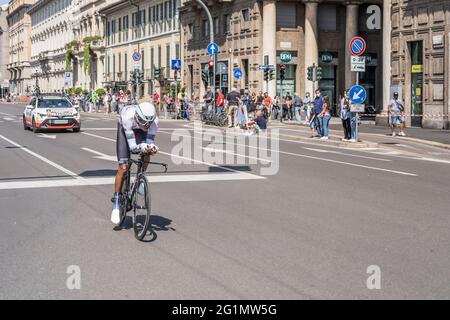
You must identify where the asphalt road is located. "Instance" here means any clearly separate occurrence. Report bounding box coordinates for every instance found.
[0,103,449,299]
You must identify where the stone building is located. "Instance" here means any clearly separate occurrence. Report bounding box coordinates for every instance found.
[0,4,9,98]
[100,0,181,99]
[29,0,76,94]
[180,0,389,114]
[6,0,34,96]
[390,0,450,129]
[70,0,111,91]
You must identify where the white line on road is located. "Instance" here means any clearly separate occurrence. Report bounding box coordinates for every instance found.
[0,172,264,190]
[302,147,391,162]
[3,117,15,121]
[37,133,56,139]
[0,134,83,180]
[81,147,116,161]
[203,147,272,164]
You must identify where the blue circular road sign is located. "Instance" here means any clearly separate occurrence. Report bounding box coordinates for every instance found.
[132,51,142,62]
[207,43,219,55]
[349,37,366,56]
[234,68,243,79]
[349,85,367,104]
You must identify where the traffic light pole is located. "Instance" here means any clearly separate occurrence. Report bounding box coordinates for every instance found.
[194,0,216,106]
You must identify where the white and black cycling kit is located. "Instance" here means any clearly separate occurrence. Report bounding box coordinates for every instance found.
[116,105,159,164]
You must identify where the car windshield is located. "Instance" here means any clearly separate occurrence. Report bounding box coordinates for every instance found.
[37,99,71,109]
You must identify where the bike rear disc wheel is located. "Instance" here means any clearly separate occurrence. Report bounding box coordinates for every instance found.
[133,175,151,240]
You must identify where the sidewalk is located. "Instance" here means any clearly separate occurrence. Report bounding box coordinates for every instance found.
[271,117,450,150]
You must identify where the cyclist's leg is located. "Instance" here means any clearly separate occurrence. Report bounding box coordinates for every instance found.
[115,124,130,193]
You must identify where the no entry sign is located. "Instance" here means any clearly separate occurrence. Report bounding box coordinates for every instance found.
[349,37,366,56]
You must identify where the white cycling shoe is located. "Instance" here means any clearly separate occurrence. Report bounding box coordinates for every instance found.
[111,192,121,225]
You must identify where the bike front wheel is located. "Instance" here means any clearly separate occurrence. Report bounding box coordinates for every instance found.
[132,175,151,240]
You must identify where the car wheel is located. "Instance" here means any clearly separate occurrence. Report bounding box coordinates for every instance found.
[32,117,39,133]
[23,116,29,130]
[73,127,80,133]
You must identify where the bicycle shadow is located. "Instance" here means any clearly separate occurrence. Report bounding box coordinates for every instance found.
[114,214,175,243]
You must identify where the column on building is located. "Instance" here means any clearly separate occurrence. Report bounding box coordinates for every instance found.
[262,0,277,97]
[345,1,360,90]
[381,0,391,116]
[303,0,319,96]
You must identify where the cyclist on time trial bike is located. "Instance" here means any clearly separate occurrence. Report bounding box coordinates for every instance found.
[111,101,159,225]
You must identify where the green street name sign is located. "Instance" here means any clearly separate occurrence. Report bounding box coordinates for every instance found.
[280,51,292,63]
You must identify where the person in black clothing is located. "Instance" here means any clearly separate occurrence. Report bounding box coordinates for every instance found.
[283,92,293,120]
[226,87,241,128]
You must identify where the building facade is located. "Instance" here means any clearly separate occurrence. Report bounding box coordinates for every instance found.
[70,0,111,91]
[29,0,76,94]
[390,0,450,129]
[100,0,181,99]
[181,0,388,114]
[7,0,34,96]
[0,4,9,98]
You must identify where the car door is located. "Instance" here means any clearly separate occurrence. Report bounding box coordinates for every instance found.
[25,98,36,122]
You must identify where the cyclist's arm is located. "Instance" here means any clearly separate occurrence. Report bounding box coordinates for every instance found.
[124,129,141,153]
[146,117,159,145]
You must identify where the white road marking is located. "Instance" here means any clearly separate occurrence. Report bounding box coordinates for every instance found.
[0,134,83,180]
[37,133,56,139]
[159,131,418,177]
[82,128,117,131]
[203,147,272,164]
[3,117,15,121]
[0,112,14,116]
[81,147,116,161]
[302,147,391,162]
[0,172,264,190]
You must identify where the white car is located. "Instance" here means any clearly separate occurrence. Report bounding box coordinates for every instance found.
[23,96,81,133]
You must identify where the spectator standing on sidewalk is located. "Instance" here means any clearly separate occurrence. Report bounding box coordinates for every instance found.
[226,87,241,128]
[91,91,99,113]
[283,92,293,120]
[319,96,332,140]
[294,92,303,125]
[303,92,312,124]
[263,92,273,119]
[203,86,214,113]
[388,92,406,137]
[272,95,280,120]
[216,89,225,114]
[313,89,324,136]
[340,95,352,141]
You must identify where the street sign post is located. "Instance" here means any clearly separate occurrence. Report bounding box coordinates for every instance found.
[349,85,367,105]
[171,59,181,71]
[351,56,366,72]
[348,36,367,142]
[132,51,142,71]
[349,37,366,56]
[207,43,219,55]
[64,72,73,89]
[234,68,243,79]
[349,84,367,142]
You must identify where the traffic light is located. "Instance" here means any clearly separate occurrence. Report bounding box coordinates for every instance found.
[136,70,144,84]
[264,69,269,81]
[269,69,274,81]
[316,66,323,82]
[201,69,209,85]
[208,60,214,73]
[280,64,286,81]
[154,67,161,79]
[307,66,313,81]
